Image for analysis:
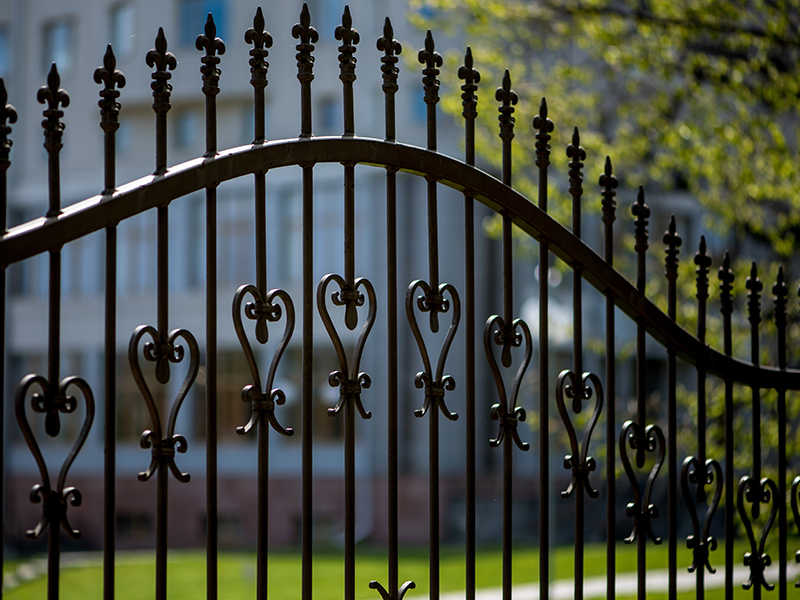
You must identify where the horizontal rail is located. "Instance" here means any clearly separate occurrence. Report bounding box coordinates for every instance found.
[2,136,796,390]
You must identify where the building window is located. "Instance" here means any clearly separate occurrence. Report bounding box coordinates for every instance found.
[0,25,11,77]
[175,108,201,149]
[178,0,225,47]
[110,2,135,62]
[317,97,340,135]
[43,18,75,74]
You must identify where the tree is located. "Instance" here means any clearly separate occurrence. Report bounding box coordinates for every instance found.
[410,0,800,258]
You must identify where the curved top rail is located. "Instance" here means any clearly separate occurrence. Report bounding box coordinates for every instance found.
[2,136,795,389]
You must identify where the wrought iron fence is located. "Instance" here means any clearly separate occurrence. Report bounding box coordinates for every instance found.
[1,4,800,600]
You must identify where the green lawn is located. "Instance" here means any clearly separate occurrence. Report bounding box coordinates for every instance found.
[1,542,781,599]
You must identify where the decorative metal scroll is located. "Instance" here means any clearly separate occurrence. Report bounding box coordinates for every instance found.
[556,371,603,499]
[738,477,779,591]
[620,421,665,545]
[16,375,95,539]
[681,457,722,574]
[407,281,460,420]
[485,316,530,450]
[233,286,295,436]
[318,275,376,419]
[129,325,199,482]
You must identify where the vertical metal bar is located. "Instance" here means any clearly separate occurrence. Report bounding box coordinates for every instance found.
[103,213,117,600]
[746,263,762,493]
[599,156,617,600]
[95,44,125,600]
[632,187,648,468]
[245,10,272,600]
[718,253,734,600]
[631,187,650,600]
[773,268,788,600]
[144,29,177,600]
[156,456,168,600]
[693,236,711,599]
[566,127,587,600]
[533,98,553,600]
[334,11,360,600]
[429,407,440,600]
[293,9,318,600]
[301,155,314,600]
[372,22,406,600]
[38,63,69,600]
[0,78,15,599]
[197,16,225,600]
[345,399,355,600]
[663,216,681,600]
[744,263,763,600]
[418,32,444,600]
[496,69,518,600]
[458,47,478,600]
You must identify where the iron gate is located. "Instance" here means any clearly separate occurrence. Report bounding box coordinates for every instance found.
[1,4,800,600]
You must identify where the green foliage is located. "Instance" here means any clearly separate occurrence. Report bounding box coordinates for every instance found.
[410,0,800,259]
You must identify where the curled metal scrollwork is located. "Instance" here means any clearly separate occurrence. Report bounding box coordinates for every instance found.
[619,421,665,545]
[406,280,459,420]
[369,580,416,600]
[681,457,722,574]
[737,476,778,591]
[792,476,800,587]
[317,274,376,419]
[129,325,199,483]
[556,370,603,498]
[484,315,530,451]
[16,374,95,539]
[233,284,294,437]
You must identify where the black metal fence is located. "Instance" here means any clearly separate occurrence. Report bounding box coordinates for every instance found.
[2,4,800,600]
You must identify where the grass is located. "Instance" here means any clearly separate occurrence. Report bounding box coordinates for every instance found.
[1,541,782,600]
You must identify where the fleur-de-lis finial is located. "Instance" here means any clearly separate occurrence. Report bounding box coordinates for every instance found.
[533,97,553,168]
[196,13,226,97]
[719,252,734,317]
[94,45,126,134]
[773,266,788,333]
[663,215,682,282]
[496,69,517,142]
[377,17,402,95]
[418,30,442,106]
[695,236,712,302]
[457,47,480,120]
[0,78,18,175]
[335,6,359,84]
[293,3,319,84]
[746,262,762,326]
[632,186,650,254]
[599,156,618,226]
[567,126,586,201]
[146,28,177,113]
[245,7,273,91]
[37,64,70,155]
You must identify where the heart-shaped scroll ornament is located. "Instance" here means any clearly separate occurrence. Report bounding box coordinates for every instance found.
[317,274,376,419]
[681,457,722,574]
[738,476,779,591]
[129,325,199,483]
[233,284,295,437]
[406,280,459,420]
[16,374,95,539]
[620,421,665,545]
[556,370,603,498]
[484,315,531,450]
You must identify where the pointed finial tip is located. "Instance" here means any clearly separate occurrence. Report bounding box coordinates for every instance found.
[604,155,612,172]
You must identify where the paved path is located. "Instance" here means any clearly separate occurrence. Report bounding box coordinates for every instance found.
[436,563,800,600]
